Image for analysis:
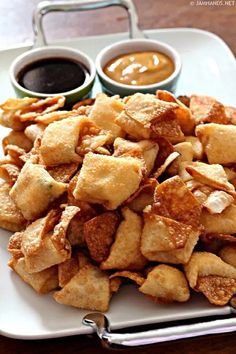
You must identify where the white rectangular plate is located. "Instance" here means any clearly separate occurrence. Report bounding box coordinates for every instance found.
[0,28,236,339]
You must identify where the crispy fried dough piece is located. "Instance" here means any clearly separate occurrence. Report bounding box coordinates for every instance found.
[2,131,33,153]
[113,138,159,176]
[151,136,174,173]
[53,264,111,312]
[40,116,83,166]
[24,123,45,142]
[196,124,236,164]
[156,90,194,135]
[153,176,202,227]
[0,180,26,232]
[0,164,20,185]
[110,270,145,286]
[151,113,184,144]
[167,142,193,176]
[185,136,204,160]
[47,163,78,183]
[19,96,65,121]
[200,233,236,254]
[8,232,24,259]
[125,178,157,213]
[88,93,124,139]
[139,264,190,303]
[225,106,236,124]
[101,207,146,270]
[73,152,143,210]
[58,256,80,288]
[153,151,180,178]
[190,95,229,125]
[84,211,119,263]
[185,252,236,305]
[35,110,78,124]
[73,98,95,110]
[9,257,58,294]
[141,213,200,264]
[10,160,67,220]
[186,162,235,193]
[0,97,37,130]
[200,204,236,234]
[219,245,236,268]
[20,207,77,273]
[203,191,234,214]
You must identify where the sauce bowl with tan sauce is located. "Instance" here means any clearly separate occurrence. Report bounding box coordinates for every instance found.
[95,39,181,96]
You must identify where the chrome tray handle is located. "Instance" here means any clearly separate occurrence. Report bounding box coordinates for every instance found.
[83,312,236,348]
[33,0,145,47]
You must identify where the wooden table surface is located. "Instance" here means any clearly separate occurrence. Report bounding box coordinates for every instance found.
[0,0,236,353]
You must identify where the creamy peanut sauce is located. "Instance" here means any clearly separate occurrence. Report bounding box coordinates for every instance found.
[103,51,175,86]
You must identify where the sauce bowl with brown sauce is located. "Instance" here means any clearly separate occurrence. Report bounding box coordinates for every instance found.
[10,46,96,105]
[96,39,181,96]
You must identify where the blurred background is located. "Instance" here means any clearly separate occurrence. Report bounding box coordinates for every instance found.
[0,0,235,54]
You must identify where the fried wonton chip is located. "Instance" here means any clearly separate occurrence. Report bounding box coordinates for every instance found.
[203,191,234,214]
[153,176,202,227]
[190,95,229,124]
[9,257,58,294]
[200,233,236,254]
[126,178,157,213]
[185,252,236,305]
[167,142,193,176]
[141,213,200,264]
[152,136,174,172]
[73,98,95,110]
[19,96,65,122]
[225,106,236,124]
[88,93,125,139]
[0,180,26,231]
[40,116,83,166]
[53,264,110,312]
[101,208,146,270]
[186,162,235,193]
[113,138,159,176]
[0,97,37,130]
[110,270,145,286]
[185,136,204,160]
[47,163,79,183]
[24,123,45,142]
[73,152,143,210]
[21,206,79,273]
[58,256,80,288]
[0,163,20,184]
[219,245,236,268]
[156,90,195,135]
[10,160,67,220]
[196,124,236,164]
[153,151,180,178]
[151,113,184,144]
[2,131,33,153]
[201,203,236,234]
[8,232,24,259]
[35,110,78,124]
[84,211,119,263]
[139,264,190,303]
[115,93,177,139]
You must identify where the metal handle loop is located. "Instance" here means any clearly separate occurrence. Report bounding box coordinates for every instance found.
[33,0,145,47]
[83,312,236,349]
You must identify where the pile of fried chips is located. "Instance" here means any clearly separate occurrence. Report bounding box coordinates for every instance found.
[1,91,236,312]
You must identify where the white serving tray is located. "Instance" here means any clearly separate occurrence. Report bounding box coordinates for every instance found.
[0,28,236,340]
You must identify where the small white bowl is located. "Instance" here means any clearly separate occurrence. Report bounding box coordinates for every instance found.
[96,39,181,96]
[10,46,96,105]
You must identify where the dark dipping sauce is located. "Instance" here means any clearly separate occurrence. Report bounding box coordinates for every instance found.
[17,57,89,94]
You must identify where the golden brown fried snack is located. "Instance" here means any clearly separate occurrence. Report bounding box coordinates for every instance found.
[101,207,147,270]
[10,160,67,220]
[53,264,110,312]
[84,211,119,263]
[196,123,236,164]
[185,252,236,305]
[190,95,229,124]
[73,152,143,209]
[219,245,236,268]
[200,203,236,234]
[8,257,58,294]
[0,180,26,232]
[139,264,190,303]
[141,213,200,264]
